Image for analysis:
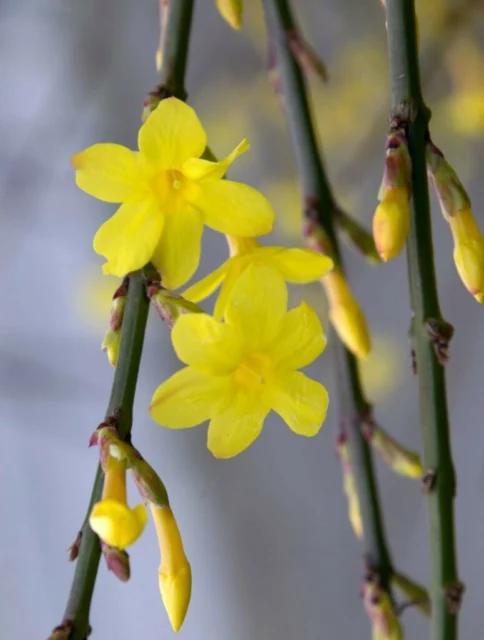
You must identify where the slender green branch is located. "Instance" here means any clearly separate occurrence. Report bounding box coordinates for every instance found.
[384,1,461,638]
[65,272,149,640]
[53,3,196,638]
[263,0,393,591]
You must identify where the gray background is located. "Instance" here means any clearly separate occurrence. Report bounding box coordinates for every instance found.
[1,0,484,638]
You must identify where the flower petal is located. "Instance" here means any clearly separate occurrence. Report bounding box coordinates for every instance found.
[265,248,334,283]
[172,313,242,374]
[225,265,287,351]
[138,98,207,169]
[72,143,148,203]
[151,207,203,289]
[182,261,229,303]
[191,179,274,236]
[94,200,163,277]
[150,366,232,428]
[89,499,148,550]
[272,302,326,370]
[182,139,250,181]
[207,391,270,458]
[213,260,246,321]
[272,371,328,436]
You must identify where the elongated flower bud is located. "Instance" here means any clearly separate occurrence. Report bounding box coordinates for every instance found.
[334,209,381,264]
[449,208,484,303]
[101,281,127,366]
[323,270,371,359]
[337,436,363,539]
[151,505,192,632]
[130,457,170,509]
[362,421,423,479]
[362,580,403,640]
[426,142,471,221]
[215,0,243,29]
[374,132,412,261]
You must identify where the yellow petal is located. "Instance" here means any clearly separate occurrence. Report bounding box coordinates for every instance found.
[207,391,270,458]
[225,265,287,351]
[272,371,328,436]
[151,208,203,289]
[138,98,207,169]
[172,314,242,374]
[216,0,243,29]
[94,200,164,277]
[191,180,274,236]
[182,139,249,181]
[72,143,148,203]
[150,366,232,428]
[213,260,246,321]
[159,565,192,632]
[272,302,326,370]
[89,499,148,550]
[265,248,334,282]
[182,261,229,303]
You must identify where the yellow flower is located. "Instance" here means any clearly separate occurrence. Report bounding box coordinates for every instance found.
[151,505,192,632]
[89,455,148,550]
[449,208,484,302]
[72,98,274,288]
[183,235,333,319]
[322,270,371,359]
[215,0,243,29]
[373,187,411,262]
[150,266,329,458]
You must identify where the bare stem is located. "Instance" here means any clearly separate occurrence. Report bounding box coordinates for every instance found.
[54,2,195,638]
[262,0,393,593]
[384,1,461,638]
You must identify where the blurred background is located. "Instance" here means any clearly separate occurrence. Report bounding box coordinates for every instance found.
[1,0,484,637]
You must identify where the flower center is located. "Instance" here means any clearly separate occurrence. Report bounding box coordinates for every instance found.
[154,170,186,205]
[234,352,274,392]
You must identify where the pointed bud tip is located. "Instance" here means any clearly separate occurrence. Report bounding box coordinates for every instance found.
[159,564,192,632]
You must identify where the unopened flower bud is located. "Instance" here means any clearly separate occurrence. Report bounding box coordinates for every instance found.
[334,209,381,264]
[147,283,204,327]
[449,208,484,302]
[68,531,82,562]
[130,457,169,508]
[378,132,412,201]
[362,580,403,640]
[152,505,192,632]
[323,270,371,359]
[101,328,120,367]
[426,142,471,221]
[373,187,411,262]
[337,436,363,539]
[101,541,131,582]
[47,623,73,640]
[392,571,430,617]
[362,421,423,479]
[215,0,243,29]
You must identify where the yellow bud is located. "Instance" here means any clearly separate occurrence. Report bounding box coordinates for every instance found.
[323,271,371,359]
[449,208,484,302]
[152,505,192,632]
[89,456,148,550]
[102,328,120,367]
[372,188,410,262]
[365,423,423,479]
[215,0,243,29]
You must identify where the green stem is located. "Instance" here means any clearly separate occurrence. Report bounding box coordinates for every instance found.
[384,1,460,638]
[57,1,196,637]
[65,272,149,640]
[263,0,393,591]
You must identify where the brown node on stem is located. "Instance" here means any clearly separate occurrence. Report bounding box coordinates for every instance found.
[425,317,454,366]
[68,531,82,562]
[421,469,437,494]
[444,581,465,614]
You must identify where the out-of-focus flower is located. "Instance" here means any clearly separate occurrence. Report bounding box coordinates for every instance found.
[151,266,329,458]
[362,420,423,479]
[183,235,333,319]
[358,335,404,403]
[215,0,243,29]
[322,269,371,359]
[72,98,274,287]
[89,454,148,550]
[151,505,192,632]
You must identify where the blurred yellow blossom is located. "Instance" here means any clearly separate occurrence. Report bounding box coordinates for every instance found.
[77,270,121,327]
[151,266,329,458]
[215,0,243,29]
[183,235,333,319]
[358,335,404,403]
[72,98,274,287]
